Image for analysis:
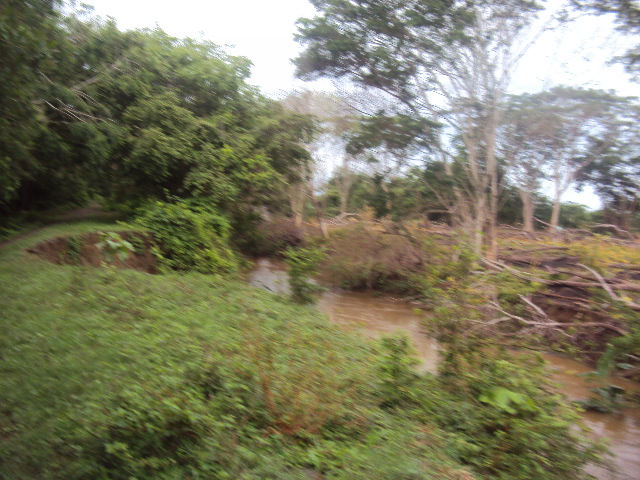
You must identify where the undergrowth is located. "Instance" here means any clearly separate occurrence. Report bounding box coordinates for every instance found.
[0,222,605,479]
[134,200,239,274]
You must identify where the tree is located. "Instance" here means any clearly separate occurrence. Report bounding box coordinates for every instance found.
[0,0,62,208]
[281,90,366,233]
[295,0,548,259]
[62,25,313,215]
[540,88,635,232]
[1,8,316,229]
[578,118,640,230]
[500,87,637,233]
[345,108,440,218]
[500,91,566,233]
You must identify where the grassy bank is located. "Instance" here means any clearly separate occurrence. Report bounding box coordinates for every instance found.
[0,223,602,479]
[0,222,455,479]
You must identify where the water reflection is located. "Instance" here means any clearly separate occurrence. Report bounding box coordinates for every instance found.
[318,291,440,371]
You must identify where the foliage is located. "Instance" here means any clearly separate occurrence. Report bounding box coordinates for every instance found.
[96,231,133,264]
[95,386,223,478]
[0,0,62,207]
[576,383,627,413]
[135,200,238,273]
[247,216,305,257]
[345,112,441,161]
[1,11,315,232]
[423,316,605,480]
[598,325,640,376]
[566,235,640,268]
[572,0,640,79]
[375,335,421,409]
[284,244,327,303]
[0,222,610,480]
[295,0,547,257]
[66,235,83,265]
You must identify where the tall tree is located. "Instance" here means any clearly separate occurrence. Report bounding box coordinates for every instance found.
[502,87,636,233]
[294,0,547,259]
[540,88,635,232]
[577,102,640,230]
[501,92,563,233]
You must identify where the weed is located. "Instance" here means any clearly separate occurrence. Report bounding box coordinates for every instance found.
[96,231,134,264]
[284,245,327,303]
[66,235,83,265]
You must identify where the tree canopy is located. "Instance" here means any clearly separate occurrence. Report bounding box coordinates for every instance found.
[0,10,315,223]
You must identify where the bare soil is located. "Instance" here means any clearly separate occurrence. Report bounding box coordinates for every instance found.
[27,231,158,274]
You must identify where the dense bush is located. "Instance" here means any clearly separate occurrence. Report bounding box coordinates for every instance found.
[321,223,426,292]
[135,200,239,273]
[416,307,606,480]
[234,216,305,257]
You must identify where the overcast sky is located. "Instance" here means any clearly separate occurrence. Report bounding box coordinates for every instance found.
[81,0,638,97]
[79,0,639,207]
[80,0,331,95]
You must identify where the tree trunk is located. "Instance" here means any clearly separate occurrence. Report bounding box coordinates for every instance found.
[519,190,535,234]
[336,159,355,215]
[308,185,329,238]
[289,183,306,228]
[473,197,486,258]
[549,197,561,234]
[379,179,392,215]
[486,134,499,261]
[483,109,500,261]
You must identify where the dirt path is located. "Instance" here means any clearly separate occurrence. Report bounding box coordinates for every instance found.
[0,206,117,249]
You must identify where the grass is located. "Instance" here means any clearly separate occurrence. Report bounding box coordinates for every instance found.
[0,223,352,474]
[0,222,469,479]
[0,222,602,480]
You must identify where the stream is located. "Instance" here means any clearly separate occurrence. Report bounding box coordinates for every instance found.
[248,259,640,480]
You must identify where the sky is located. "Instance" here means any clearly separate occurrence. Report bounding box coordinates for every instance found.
[80,0,638,97]
[80,0,331,95]
[79,0,639,207]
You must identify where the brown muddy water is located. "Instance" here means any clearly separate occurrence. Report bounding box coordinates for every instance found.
[248,259,640,480]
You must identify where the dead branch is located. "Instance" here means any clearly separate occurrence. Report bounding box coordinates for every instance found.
[488,302,628,336]
[484,258,640,294]
[536,291,598,305]
[553,268,609,283]
[578,264,621,301]
[590,223,635,239]
[502,245,570,254]
[608,263,640,270]
[578,263,640,311]
[518,294,547,317]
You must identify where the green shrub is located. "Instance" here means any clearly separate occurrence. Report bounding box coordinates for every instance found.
[284,245,326,303]
[376,335,421,409]
[96,386,224,479]
[419,313,606,480]
[66,235,83,265]
[135,200,238,273]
